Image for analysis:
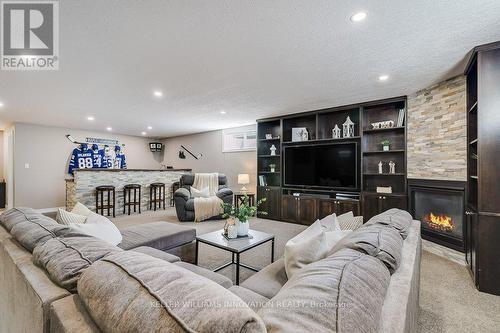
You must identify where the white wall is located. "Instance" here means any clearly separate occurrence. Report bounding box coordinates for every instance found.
[13,123,160,209]
[162,126,257,192]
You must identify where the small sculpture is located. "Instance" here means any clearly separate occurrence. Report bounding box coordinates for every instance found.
[389,161,396,174]
[378,161,383,174]
[270,144,277,156]
[332,124,341,139]
[343,116,355,138]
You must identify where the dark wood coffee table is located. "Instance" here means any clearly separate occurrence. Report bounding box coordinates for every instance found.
[195,229,275,285]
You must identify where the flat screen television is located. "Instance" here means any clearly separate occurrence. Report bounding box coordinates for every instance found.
[284,143,357,189]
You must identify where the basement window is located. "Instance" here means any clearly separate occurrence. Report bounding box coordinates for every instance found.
[222,126,257,152]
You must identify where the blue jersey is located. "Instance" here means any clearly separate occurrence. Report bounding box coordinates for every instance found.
[92,149,105,168]
[68,148,94,174]
[114,153,127,169]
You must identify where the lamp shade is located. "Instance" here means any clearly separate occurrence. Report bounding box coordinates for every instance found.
[238,174,250,185]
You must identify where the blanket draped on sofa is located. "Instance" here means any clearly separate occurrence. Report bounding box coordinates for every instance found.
[193,173,223,222]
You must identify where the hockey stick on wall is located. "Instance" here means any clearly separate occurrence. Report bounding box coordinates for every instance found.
[180,145,203,159]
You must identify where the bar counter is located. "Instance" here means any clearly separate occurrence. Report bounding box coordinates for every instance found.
[65,169,192,214]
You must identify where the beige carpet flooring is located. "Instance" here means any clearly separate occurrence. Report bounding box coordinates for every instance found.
[112,208,500,333]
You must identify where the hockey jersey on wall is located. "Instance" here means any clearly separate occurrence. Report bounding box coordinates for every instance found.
[91,144,105,168]
[113,145,127,169]
[68,144,94,174]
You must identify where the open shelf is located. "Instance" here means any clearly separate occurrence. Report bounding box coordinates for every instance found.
[363,173,406,176]
[363,150,405,154]
[363,126,405,133]
[258,138,280,142]
[317,107,360,140]
[258,154,280,157]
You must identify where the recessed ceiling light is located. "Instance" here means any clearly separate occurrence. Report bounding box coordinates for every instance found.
[153,90,163,97]
[0,102,4,108]
[350,12,367,22]
[378,74,389,81]
[87,116,95,121]
[147,126,153,130]
[220,111,226,115]
[106,127,112,131]
[141,131,147,136]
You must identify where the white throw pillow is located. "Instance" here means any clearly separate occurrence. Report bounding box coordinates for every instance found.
[68,212,122,246]
[71,202,93,217]
[325,230,352,250]
[191,186,210,198]
[284,220,328,278]
[319,213,341,232]
[56,209,87,225]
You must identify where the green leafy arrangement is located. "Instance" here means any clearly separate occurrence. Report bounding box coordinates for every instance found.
[380,139,391,146]
[221,195,267,223]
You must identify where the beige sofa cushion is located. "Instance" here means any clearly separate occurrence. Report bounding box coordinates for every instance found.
[49,295,101,333]
[240,258,288,299]
[365,208,413,239]
[78,251,266,333]
[33,235,122,292]
[259,249,390,333]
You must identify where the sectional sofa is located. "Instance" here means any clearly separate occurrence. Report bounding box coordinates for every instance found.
[0,207,421,333]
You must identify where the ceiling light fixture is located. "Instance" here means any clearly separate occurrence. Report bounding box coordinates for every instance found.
[378,74,389,81]
[0,102,4,108]
[141,131,147,136]
[350,11,367,22]
[153,90,163,97]
[106,127,112,131]
[220,111,226,115]
[87,116,95,121]
[147,126,153,130]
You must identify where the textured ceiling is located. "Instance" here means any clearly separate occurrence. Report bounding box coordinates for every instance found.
[1,0,500,137]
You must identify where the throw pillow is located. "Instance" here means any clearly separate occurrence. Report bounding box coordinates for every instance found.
[319,213,341,231]
[56,208,87,225]
[337,211,363,230]
[190,186,210,198]
[68,212,122,245]
[71,202,93,217]
[284,220,328,278]
[324,229,352,249]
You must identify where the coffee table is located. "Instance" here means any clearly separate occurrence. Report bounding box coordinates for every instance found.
[195,229,275,285]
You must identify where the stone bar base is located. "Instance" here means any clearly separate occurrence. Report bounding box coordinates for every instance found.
[65,169,191,215]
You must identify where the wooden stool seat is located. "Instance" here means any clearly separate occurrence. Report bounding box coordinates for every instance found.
[150,183,166,211]
[95,185,115,217]
[123,184,141,215]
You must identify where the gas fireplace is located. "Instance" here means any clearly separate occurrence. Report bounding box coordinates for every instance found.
[408,179,466,252]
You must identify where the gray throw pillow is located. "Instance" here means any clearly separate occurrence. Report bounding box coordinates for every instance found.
[259,248,390,333]
[78,251,266,333]
[341,224,403,274]
[365,208,413,239]
[33,235,122,292]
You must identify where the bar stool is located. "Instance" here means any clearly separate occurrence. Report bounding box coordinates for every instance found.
[95,185,115,217]
[150,182,166,211]
[170,181,180,207]
[123,184,141,215]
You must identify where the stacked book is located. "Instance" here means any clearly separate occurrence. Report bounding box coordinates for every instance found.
[397,109,405,127]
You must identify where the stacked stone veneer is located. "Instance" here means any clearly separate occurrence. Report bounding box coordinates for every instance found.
[407,75,467,181]
[66,170,190,214]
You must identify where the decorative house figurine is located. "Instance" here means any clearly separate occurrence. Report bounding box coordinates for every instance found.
[343,116,355,138]
[269,164,276,172]
[292,127,309,142]
[389,161,396,174]
[265,134,273,139]
[270,144,277,156]
[332,124,341,139]
[378,161,383,174]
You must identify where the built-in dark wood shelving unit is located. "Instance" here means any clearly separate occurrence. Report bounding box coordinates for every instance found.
[464,41,500,296]
[257,96,408,224]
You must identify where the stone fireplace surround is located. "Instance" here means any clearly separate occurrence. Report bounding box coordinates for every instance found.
[408,179,466,252]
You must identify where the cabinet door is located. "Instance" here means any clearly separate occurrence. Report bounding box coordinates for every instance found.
[362,195,380,221]
[257,187,281,220]
[318,199,336,219]
[381,195,407,211]
[282,195,299,223]
[298,197,318,226]
[336,200,361,216]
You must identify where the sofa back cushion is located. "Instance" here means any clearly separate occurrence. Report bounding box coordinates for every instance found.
[364,208,413,239]
[0,207,73,252]
[78,251,266,333]
[259,248,390,333]
[337,224,403,274]
[180,173,228,190]
[32,235,122,292]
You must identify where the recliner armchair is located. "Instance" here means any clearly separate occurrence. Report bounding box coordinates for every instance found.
[174,174,233,221]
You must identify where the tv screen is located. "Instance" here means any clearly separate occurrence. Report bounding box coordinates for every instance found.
[284,143,357,189]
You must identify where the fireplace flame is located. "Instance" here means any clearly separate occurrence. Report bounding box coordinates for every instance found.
[424,212,454,231]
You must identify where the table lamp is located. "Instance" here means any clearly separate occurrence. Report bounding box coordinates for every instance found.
[238,174,250,192]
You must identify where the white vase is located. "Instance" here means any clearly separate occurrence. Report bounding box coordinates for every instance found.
[227,225,237,239]
[383,145,390,151]
[235,218,249,236]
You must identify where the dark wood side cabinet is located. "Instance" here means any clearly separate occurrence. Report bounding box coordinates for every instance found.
[362,193,407,221]
[465,42,500,295]
[257,187,281,220]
